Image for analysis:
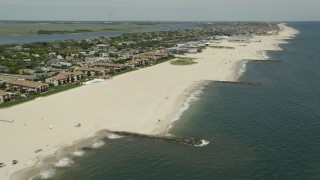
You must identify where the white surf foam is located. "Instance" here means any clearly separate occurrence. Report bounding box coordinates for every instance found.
[171,89,203,123]
[92,141,105,148]
[107,133,123,139]
[261,51,269,59]
[237,61,247,80]
[73,149,85,157]
[195,140,210,147]
[54,157,74,167]
[37,168,56,179]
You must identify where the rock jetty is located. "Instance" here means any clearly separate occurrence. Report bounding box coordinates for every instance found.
[110,131,204,146]
[212,81,261,86]
[251,60,282,63]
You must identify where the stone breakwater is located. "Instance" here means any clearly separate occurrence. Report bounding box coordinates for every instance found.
[251,60,283,63]
[212,81,261,86]
[110,131,204,146]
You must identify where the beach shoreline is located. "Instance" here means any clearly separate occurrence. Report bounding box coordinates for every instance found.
[0,23,299,180]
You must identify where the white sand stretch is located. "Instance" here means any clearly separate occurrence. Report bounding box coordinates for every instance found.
[0,24,298,179]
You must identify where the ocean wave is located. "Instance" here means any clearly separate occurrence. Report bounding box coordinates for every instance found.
[171,89,203,123]
[92,141,105,148]
[73,149,85,157]
[107,133,123,139]
[195,140,210,147]
[54,157,74,167]
[167,133,173,137]
[237,61,247,80]
[261,51,269,59]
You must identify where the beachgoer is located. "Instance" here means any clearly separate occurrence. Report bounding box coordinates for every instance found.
[12,160,18,165]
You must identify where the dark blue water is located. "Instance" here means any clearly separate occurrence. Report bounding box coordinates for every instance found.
[34,22,320,180]
[0,23,197,45]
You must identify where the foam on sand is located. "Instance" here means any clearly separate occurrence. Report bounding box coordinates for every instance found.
[92,141,105,148]
[54,157,74,168]
[73,149,85,157]
[107,133,123,139]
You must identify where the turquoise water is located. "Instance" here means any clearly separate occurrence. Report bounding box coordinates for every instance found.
[37,22,320,179]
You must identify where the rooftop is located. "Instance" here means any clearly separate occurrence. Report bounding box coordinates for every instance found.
[6,79,48,88]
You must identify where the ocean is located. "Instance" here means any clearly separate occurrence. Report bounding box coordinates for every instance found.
[31,22,320,180]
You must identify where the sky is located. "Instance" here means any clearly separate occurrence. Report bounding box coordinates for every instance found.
[0,0,319,21]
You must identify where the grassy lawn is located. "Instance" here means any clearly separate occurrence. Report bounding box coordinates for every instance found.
[170,57,197,65]
[0,83,81,109]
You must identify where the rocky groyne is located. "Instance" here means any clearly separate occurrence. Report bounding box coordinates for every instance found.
[110,131,205,146]
[251,60,283,63]
[212,81,261,86]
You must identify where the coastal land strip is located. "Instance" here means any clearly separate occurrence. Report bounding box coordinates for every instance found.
[0,23,164,36]
[0,24,299,180]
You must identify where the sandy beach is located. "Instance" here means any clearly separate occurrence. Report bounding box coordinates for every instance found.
[0,24,298,179]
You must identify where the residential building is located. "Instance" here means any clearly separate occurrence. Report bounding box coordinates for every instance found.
[22,59,32,68]
[74,67,108,76]
[6,79,49,94]
[94,63,127,72]
[17,69,34,75]
[0,65,9,73]
[0,90,16,104]
[46,72,84,86]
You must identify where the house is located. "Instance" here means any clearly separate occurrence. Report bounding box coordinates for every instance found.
[99,53,109,58]
[129,58,149,67]
[46,72,84,86]
[129,51,169,67]
[96,44,109,49]
[0,90,16,104]
[46,74,68,86]
[65,55,74,61]
[6,79,49,94]
[34,67,50,73]
[14,46,23,51]
[94,63,127,72]
[166,48,188,55]
[74,67,107,76]
[0,65,9,73]
[17,69,34,75]
[22,59,33,68]
[62,71,84,82]
[48,52,57,56]
[89,51,97,56]
[57,55,64,60]
[59,62,72,68]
